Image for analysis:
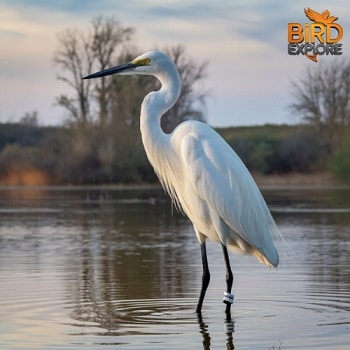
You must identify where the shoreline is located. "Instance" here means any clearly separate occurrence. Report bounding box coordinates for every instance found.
[0,172,347,190]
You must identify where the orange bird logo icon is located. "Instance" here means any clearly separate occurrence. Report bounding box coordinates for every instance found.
[304,8,338,25]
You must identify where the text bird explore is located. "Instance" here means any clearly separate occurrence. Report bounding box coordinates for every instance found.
[83,51,281,314]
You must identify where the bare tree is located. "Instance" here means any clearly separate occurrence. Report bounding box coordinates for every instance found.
[90,17,134,126]
[290,59,350,146]
[54,28,94,125]
[53,17,134,126]
[20,111,39,127]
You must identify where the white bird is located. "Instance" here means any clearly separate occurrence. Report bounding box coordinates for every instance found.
[83,51,280,314]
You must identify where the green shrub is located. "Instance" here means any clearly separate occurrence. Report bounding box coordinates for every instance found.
[329,133,350,182]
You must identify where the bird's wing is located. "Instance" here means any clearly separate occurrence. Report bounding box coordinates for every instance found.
[321,10,330,19]
[179,125,279,265]
[304,7,323,23]
[322,10,338,23]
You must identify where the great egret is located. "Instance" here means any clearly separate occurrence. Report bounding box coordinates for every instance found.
[83,51,280,314]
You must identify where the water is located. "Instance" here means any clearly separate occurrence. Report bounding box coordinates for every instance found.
[0,186,349,349]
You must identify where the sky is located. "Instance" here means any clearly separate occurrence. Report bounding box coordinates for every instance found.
[0,0,349,127]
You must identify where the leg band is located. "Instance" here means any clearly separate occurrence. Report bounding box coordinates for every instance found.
[223,291,234,304]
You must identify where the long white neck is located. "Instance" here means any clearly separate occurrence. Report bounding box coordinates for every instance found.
[140,63,181,168]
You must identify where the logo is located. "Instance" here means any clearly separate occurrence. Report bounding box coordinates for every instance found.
[288,8,343,62]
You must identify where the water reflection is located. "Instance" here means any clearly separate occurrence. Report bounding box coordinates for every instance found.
[198,314,235,350]
[0,187,349,349]
[59,192,199,336]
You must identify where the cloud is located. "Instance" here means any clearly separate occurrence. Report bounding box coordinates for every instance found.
[0,0,348,126]
[0,0,106,14]
[0,28,24,39]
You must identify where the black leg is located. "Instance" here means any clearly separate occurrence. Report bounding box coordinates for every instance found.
[196,242,210,314]
[222,244,233,314]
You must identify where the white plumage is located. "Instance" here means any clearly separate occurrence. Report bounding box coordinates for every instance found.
[83,50,281,314]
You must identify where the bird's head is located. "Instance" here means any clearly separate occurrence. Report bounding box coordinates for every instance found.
[83,51,173,80]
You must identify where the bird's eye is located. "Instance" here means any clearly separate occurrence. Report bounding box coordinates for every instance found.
[133,58,151,66]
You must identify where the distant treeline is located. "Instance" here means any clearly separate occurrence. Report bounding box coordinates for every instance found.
[217,125,329,174]
[0,122,348,185]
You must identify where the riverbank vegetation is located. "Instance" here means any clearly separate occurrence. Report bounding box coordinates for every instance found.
[0,121,348,185]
